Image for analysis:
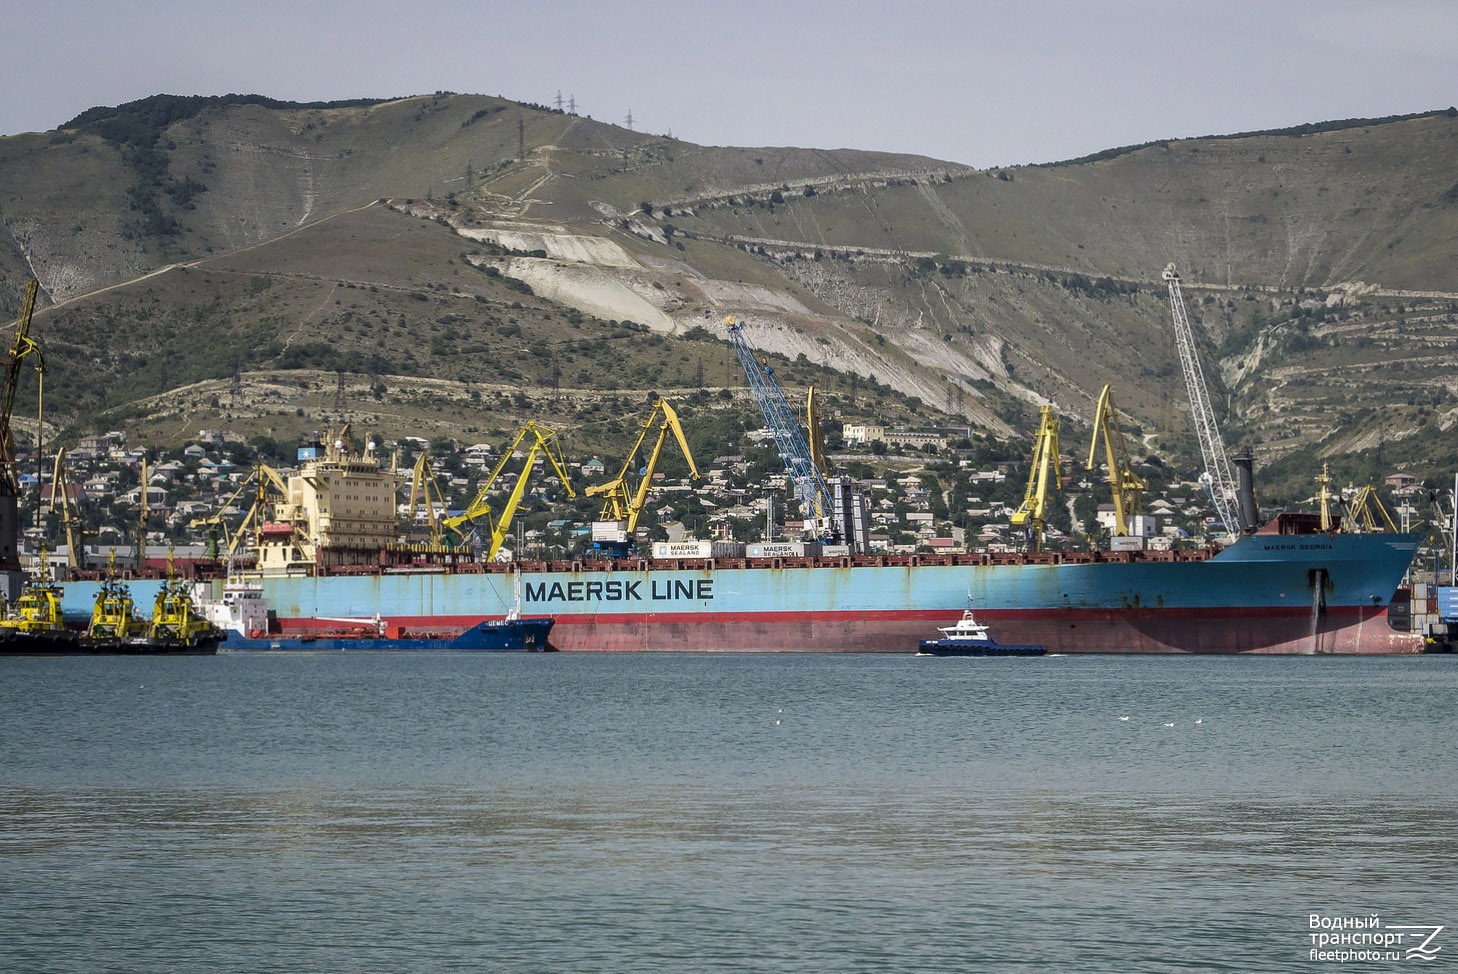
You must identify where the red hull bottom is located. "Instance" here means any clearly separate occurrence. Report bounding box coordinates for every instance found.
[533,606,1425,654]
[276,607,1424,654]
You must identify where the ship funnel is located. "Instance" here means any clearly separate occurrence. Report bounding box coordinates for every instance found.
[1233,448,1259,533]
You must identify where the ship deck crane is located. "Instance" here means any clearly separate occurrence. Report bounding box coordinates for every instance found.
[1,280,42,596]
[442,421,576,561]
[1085,385,1147,537]
[1010,405,1061,551]
[1164,263,1242,539]
[725,316,836,541]
[586,399,699,557]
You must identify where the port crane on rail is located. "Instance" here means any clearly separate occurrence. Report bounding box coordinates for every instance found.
[188,462,290,568]
[403,452,451,546]
[1010,404,1061,551]
[1344,484,1398,534]
[188,469,283,563]
[48,450,87,571]
[1085,385,1147,537]
[725,315,839,544]
[586,398,700,558]
[443,420,575,561]
[1163,263,1244,539]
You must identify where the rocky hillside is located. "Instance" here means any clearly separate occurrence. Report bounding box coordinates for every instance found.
[2,93,1457,498]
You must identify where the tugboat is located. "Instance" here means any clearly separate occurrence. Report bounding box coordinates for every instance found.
[81,553,222,655]
[916,608,1045,657]
[142,574,225,654]
[0,553,223,656]
[0,557,80,654]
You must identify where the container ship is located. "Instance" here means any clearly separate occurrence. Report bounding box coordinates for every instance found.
[46,429,1424,654]
[3,284,1431,654]
[53,526,1423,654]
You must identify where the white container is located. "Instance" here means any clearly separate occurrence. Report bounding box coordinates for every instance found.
[652,541,714,559]
[592,520,629,542]
[747,542,822,559]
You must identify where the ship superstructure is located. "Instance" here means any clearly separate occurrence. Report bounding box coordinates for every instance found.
[255,426,406,575]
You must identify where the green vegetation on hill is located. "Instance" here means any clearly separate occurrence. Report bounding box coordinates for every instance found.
[1048,107,1458,167]
[2,92,1457,516]
[61,93,396,138]
[61,94,399,243]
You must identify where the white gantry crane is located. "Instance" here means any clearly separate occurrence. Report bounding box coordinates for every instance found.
[1163,263,1242,539]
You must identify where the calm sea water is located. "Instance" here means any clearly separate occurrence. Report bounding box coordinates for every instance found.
[1,652,1453,973]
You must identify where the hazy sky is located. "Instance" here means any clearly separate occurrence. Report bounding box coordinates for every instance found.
[8,0,1455,168]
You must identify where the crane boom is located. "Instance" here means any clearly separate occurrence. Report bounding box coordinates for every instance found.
[1163,264,1242,538]
[725,316,834,538]
[806,386,829,477]
[404,452,450,545]
[1010,405,1061,550]
[1,280,41,494]
[587,399,699,532]
[1085,385,1147,537]
[442,421,575,560]
[49,449,86,570]
[2,280,42,592]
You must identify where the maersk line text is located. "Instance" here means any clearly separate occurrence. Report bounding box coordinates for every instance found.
[525,579,714,603]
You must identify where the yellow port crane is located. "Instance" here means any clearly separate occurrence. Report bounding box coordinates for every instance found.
[193,463,289,564]
[1010,405,1062,551]
[403,451,451,546]
[48,449,86,571]
[585,399,699,556]
[443,421,576,561]
[1344,483,1397,534]
[806,386,829,477]
[188,472,271,561]
[1085,385,1147,537]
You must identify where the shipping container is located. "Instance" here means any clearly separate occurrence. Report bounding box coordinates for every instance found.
[747,542,822,559]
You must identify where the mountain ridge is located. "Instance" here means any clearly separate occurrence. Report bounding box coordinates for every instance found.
[3,92,1456,501]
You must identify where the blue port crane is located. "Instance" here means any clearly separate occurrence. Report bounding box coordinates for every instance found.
[725,316,835,539]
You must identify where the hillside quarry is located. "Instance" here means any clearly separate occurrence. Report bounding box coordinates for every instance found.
[2,93,1457,497]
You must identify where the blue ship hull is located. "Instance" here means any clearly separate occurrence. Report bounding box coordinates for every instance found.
[220,617,555,652]
[56,530,1424,654]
